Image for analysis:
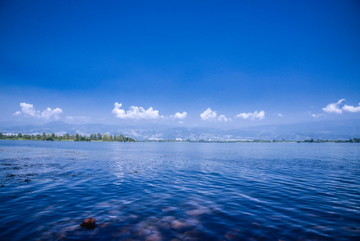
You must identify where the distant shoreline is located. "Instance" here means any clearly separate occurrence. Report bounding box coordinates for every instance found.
[142,139,360,143]
[1,132,359,143]
[1,139,360,143]
[0,132,135,142]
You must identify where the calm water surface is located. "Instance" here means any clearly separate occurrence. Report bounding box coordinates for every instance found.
[0,141,359,241]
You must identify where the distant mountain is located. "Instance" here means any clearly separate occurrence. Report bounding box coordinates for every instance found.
[1,119,360,141]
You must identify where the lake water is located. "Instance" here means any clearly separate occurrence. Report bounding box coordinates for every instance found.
[0,140,359,241]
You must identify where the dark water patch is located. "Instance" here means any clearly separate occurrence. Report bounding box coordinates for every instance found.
[1,163,17,166]
[0,158,19,163]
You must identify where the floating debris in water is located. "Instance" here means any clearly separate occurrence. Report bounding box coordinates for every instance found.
[80,217,96,229]
[24,179,31,183]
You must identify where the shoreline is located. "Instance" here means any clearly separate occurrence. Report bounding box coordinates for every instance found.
[0,139,359,143]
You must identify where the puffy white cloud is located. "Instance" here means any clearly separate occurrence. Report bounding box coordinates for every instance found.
[322,99,360,114]
[200,108,217,120]
[200,108,230,122]
[172,112,188,119]
[14,102,63,120]
[343,103,360,113]
[112,102,162,119]
[16,103,37,117]
[236,110,265,120]
[218,114,230,122]
[41,107,63,119]
[322,99,345,114]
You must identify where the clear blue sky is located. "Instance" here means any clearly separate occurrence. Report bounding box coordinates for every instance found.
[1,0,359,127]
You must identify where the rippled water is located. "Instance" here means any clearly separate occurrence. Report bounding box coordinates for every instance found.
[0,140,359,241]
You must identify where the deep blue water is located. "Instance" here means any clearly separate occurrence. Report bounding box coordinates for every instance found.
[0,140,359,241]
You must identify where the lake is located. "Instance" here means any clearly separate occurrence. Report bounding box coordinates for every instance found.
[0,140,359,240]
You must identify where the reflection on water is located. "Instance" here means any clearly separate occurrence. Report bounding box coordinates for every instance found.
[0,141,359,240]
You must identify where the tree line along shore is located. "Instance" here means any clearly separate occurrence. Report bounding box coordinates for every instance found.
[0,132,135,142]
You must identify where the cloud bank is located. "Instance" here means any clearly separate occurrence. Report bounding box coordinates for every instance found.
[112,102,162,119]
[14,102,63,120]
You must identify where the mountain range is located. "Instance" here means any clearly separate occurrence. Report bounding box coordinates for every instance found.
[1,119,360,141]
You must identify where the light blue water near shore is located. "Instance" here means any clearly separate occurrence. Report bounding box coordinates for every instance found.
[0,140,359,241]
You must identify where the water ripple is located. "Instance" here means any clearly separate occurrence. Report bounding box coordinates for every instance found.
[0,141,359,240]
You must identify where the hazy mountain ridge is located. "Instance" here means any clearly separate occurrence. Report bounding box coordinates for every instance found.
[1,120,360,141]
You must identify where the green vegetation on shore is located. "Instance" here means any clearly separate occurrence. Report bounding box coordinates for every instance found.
[301,138,360,143]
[0,132,135,142]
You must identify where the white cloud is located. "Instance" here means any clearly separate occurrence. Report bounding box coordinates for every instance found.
[218,114,230,122]
[277,113,283,117]
[200,108,217,120]
[41,107,63,119]
[112,102,162,119]
[343,103,360,113]
[236,110,265,120]
[322,99,345,114]
[311,113,321,118]
[172,112,188,119]
[16,103,37,117]
[322,99,360,114]
[200,108,230,122]
[14,102,63,120]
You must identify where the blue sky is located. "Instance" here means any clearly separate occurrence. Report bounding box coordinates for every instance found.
[1,0,359,127]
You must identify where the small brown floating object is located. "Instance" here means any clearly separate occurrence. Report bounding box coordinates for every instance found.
[80,217,96,229]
